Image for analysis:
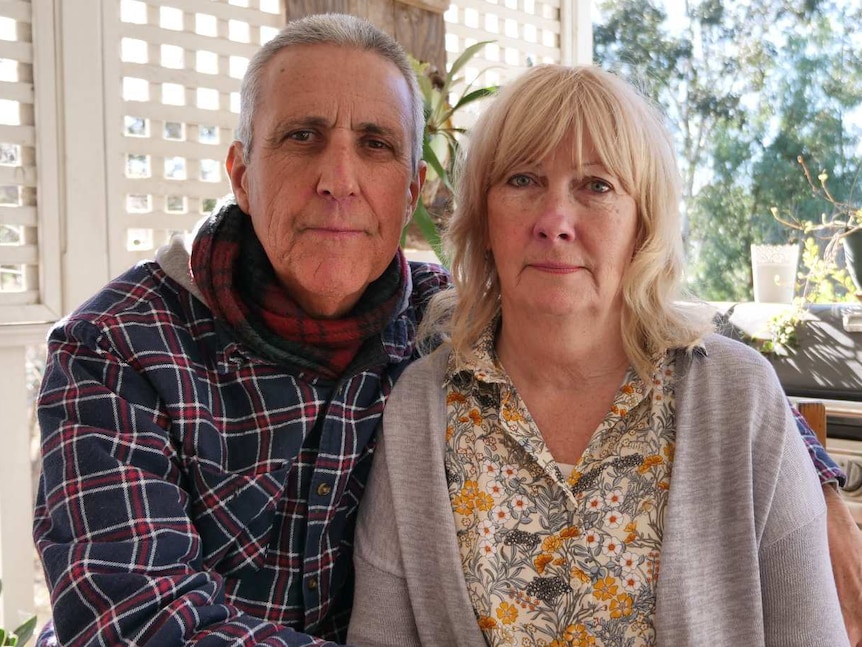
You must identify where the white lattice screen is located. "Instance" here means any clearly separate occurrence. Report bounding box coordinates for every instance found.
[0,0,60,323]
[104,0,283,276]
[443,0,562,127]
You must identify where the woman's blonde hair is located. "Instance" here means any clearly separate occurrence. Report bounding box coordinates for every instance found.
[422,64,713,380]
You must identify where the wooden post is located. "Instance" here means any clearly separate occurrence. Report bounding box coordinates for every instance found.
[285,0,446,72]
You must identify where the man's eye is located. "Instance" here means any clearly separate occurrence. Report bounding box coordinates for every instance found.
[365,139,390,150]
[287,130,314,142]
[507,174,533,188]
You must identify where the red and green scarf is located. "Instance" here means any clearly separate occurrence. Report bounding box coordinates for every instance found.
[191,201,408,380]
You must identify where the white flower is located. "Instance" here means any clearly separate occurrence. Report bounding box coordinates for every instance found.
[621,572,642,591]
[478,538,497,557]
[500,464,518,480]
[602,538,624,557]
[586,495,604,512]
[603,510,627,529]
[510,494,529,513]
[481,460,498,478]
[620,552,640,572]
[604,489,624,508]
[486,480,505,500]
[491,505,511,525]
[584,530,602,549]
[477,520,496,538]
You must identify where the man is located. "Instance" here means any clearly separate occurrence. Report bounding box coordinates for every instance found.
[32,13,861,647]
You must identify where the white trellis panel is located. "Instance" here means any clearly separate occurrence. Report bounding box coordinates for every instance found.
[0,0,61,324]
[101,0,283,277]
[442,0,585,130]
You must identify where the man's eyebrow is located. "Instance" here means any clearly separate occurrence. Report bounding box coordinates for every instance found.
[355,122,400,139]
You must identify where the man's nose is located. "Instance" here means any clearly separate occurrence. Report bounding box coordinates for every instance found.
[316,141,360,199]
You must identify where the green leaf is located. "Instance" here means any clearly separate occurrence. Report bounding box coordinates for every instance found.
[422,141,453,193]
[12,616,36,646]
[443,41,494,93]
[451,86,499,112]
[412,200,447,267]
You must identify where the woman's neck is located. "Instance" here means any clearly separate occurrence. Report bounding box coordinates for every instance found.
[494,307,629,391]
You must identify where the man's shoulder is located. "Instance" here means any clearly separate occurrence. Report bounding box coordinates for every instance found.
[408,260,451,300]
[56,260,209,337]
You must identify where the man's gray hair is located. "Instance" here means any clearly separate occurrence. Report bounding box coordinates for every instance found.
[235,13,424,172]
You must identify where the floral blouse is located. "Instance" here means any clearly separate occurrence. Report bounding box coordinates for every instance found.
[444,326,678,647]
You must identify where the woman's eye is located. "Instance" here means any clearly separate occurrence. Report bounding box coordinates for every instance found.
[587,178,612,193]
[507,174,533,188]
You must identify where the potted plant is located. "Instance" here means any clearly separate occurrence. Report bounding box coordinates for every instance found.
[406,43,498,263]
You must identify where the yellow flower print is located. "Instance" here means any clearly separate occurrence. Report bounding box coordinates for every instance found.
[637,454,664,474]
[567,470,582,487]
[475,491,494,512]
[611,405,628,417]
[564,624,596,647]
[553,557,566,566]
[549,641,567,647]
[446,425,454,441]
[534,553,554,575]
[501,406,522,422]
[452,493,474,516]
[657,481,670,490]
[462,480,479,497]
[664,442,675,460]
[621,383,634,395]
[477,615,497,630]
[570,567,591,584]
[610,593,634,619]
[560,525,581,539]
[467,408,483,425]
[496,601,519,625]
[446,391,467,404]
[592,576,618,601]
[541,535,563,552]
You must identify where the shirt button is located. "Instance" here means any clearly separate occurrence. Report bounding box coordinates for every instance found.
[307,576,318,590]
[316,482,332,496]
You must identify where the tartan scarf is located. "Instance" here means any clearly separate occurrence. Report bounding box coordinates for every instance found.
[190,201,409,380]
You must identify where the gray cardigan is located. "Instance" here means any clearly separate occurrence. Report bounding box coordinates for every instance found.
[347,334,848,646]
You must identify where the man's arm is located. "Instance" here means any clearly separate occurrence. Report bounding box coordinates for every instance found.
[824,485,862,647]
[791,406,861,646]
[33,319,339,647]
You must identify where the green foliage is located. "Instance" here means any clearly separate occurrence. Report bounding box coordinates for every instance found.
[0,581,36,646]
[759,300,806,356]
[797,236,858,303]
[407,45,497,264]
[594,0,862,301]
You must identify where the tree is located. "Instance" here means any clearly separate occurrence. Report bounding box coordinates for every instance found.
[594,0,862,301]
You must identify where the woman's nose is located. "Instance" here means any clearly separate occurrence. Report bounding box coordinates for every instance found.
[533,191,577,241]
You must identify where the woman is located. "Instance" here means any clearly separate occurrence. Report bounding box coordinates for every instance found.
[347,65,847,646]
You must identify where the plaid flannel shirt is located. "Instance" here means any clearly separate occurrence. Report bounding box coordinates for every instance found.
[33,252,842,647]
[33,257,449,647]
[794,405,846,487]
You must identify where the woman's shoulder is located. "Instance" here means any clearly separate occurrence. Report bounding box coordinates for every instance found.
[396,343,452,389]
[689,332,777,376]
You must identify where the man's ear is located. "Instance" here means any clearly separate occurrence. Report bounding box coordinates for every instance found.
[226,141,251,213]
[406,161,427,225]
